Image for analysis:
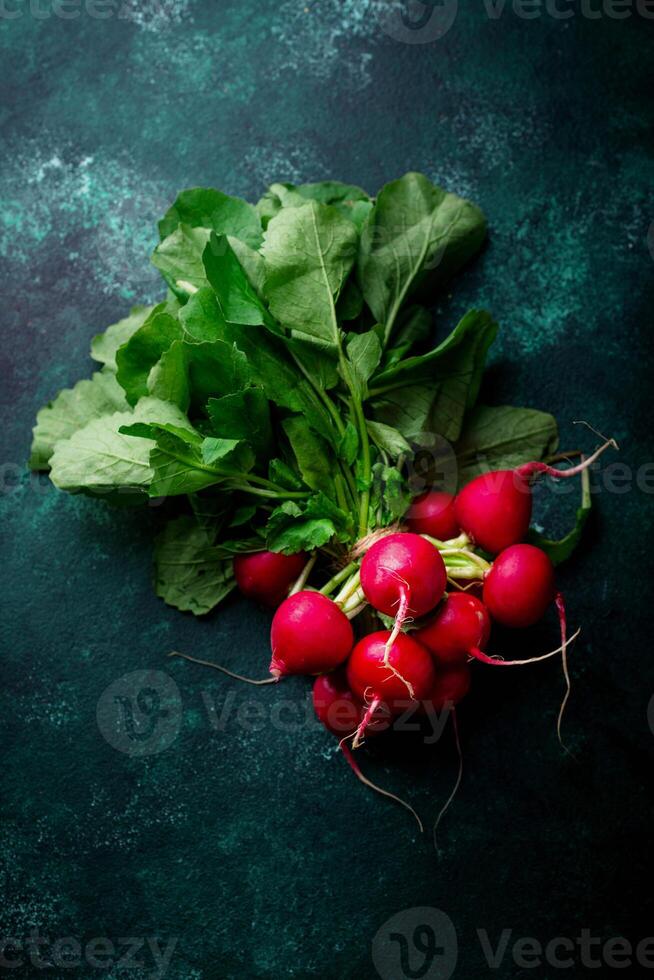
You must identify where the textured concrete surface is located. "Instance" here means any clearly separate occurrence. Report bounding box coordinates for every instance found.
[1,3,654,978]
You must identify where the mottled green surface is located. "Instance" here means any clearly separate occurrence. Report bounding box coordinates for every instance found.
[2,3,654,978]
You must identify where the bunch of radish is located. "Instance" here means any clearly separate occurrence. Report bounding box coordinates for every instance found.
[172,442,612,840]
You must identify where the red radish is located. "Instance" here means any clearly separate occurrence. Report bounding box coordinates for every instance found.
[360,533,446,693]
[423,665,471,711]
[405,491,460,540]
[347,631,436,746]
[234,550,307,607]
[483,544,555,629]
[312,674,423,832]
[417,593,491,668]
[312,671,361,736]
[270,591,353,678]
[454,439,616,553]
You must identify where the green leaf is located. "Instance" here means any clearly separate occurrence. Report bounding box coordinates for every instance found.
[358,172,487,344]
[257,180,371,229]
[229,505,257,528]
[152,225,211,294]
[336,278,364,321]
[207,387,273,460]
[455,405,559,486]
[153,515,236,615]
[346,329,382,396]
[265,493,353,553]
[184,339,250,408]
[90,305,155,371]
[49,398,191,494]
[371,385,435,442]
[178,288,335,441]
[268,458,304,491]
[262,201,358,350]
[146,340,190,411]
[282,416,336,498]
[30,369,128,471]
[370,309,498,443]
[528,469,592,565]
[203,233,274,328]
[366,420,413,458]
[370,462,412,524]
[337,422,359,466]
[382,305,432,368]
[116,311,183,406]
[158,187,263,249]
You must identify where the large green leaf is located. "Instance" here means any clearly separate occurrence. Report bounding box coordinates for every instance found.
[153,515,236,615]
[30,369,128,471]
[90,305,155,371]
[358,172,486,344]
[455,405,559,486]
[262,201,358,349]
[371,309,498,443]
[203,233,274,328]
[152,225,211,294]
[207,387,273,460]
[282,416,336,498]
[49,398,191,494]
[158,187,263,248]
[116,311,183,406]
[257,180,371,229]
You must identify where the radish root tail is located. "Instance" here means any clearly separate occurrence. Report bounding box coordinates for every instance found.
[382,578,416,699]
[168,651,278,685]
[517,437,617,483]
[352,696,382,749]
[341,744,424,834]
[433,708,463,855]
[555,592,575,759]
[468,628,580,667]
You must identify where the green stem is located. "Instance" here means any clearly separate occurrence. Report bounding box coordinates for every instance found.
[320,561,358,597]
[229,483,310,500]
[351,396,372,537]
[334,569,361,607]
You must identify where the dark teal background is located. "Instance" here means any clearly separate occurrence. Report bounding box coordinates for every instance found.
[2,3,654,978]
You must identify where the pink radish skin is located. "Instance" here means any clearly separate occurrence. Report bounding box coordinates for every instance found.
[360,533,446,692]
[483,544,556,629]
[454,440,615,554]
[405,491,460,540]
[270,591,353,678]
[361,533,446,620]
[234,550,307,608]
[423,665,471,712]
[347,631,436,746]
[417,593,491,668]
[312,672,362,736]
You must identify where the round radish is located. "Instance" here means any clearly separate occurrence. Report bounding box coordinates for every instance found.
[483,544,556,628]
[347,631,436,745]
[270,590,353,678]
[417,593,491,667]
[234,550,307,607]
[312,672,361,736]
[423,665,471,712]
[454,440,615,553]
[405,491,460,540]
[360,532,446,688]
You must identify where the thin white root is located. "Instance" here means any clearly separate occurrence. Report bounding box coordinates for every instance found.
[168,651,277,685]
[341,745,424,834]
[434,709,463,855]
[469,628,580,666]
